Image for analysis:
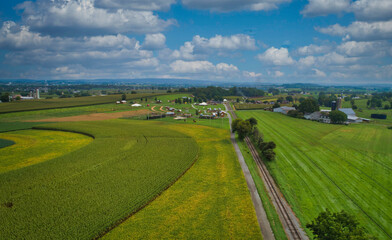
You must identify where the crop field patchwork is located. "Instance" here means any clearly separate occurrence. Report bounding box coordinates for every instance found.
[103,124,261,239]
[0,120,198,239]
[0,93,164,114]
[236,110,392,239]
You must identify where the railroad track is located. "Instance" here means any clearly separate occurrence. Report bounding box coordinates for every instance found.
[226,103,308,240]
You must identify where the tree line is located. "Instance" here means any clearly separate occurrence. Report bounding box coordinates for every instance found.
[188,86,265,102]
[231,117,277,161]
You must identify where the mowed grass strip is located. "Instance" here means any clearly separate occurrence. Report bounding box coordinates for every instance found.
[103,124,262,239]
[0,120,198,239]
[0,130,92,174]
[236,110,392,239]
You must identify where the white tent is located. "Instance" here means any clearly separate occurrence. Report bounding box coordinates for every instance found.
[199,102,208,106]
[131,103,142,107]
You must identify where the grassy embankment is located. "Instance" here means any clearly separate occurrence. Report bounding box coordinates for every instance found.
[103,123,261,239]
[0,120,198,239]
[236,110,392,239]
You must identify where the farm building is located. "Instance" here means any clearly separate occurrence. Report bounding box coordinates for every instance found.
[338,108,364,123]
[304,110,331,123]
[166,112,175,116]
[199,102,208,106]
[273,106,296,115]
[131,103,142,107]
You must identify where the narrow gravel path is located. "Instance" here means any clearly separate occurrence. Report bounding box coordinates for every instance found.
[225,104,275,240]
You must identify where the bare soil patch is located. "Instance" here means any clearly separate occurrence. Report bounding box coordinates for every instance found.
[27,110,150,122]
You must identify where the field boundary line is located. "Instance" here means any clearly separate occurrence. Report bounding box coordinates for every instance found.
[32,126,96,139]
[94,140,200,239]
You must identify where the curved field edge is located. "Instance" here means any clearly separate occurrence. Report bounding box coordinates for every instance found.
[236,110,392,239]
[0,130,93,174]
[103,124,262,240]
[0,138,15,149]
[0,120,199,239]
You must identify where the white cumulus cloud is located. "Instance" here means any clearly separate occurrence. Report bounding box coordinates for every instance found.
[16,0,175,36]
[95,0,175,11]
[170,60,238,75]
[317,20,392,41]
[142,33,166,50]
[181,0,291,12]
[301,0,350,17]
[257,47,295,65]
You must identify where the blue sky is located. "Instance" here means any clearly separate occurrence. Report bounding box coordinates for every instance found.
[0,0,391,84]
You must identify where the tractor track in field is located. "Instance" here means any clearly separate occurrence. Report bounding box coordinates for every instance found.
[226,103,308,240]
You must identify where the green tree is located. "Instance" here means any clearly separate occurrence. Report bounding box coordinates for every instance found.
[231,119,242,133]
[329,110,347,124]
[122,94,126,101]
[286,96,294,102]
[287,110,304,119]
[263,149,276,161]
[1,93,10,102]
[246,117,258,128]
[273,102,281,108]
[237,120,252,140]
[298,98,320,113]
[306,209,377,240]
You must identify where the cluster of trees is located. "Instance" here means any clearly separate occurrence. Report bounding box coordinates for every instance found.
[0,92,10,102]
[307,209,377,240]
[329,110,347,124]
[367,92,392,109]
[232,117,276,161]
[298,98,320,113]
[268,88,280,96]
[287,110,304,118]
[190,86,265,102]
[175,97,192,104]
[318,92,338,107]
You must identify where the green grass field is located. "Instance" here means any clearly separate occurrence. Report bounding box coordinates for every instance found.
[0,120,198,239]
[0,122,50,132]
[236,110,392,239]
[0,93,164,114]
[234,103,292,110]
[103,124,261,239]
